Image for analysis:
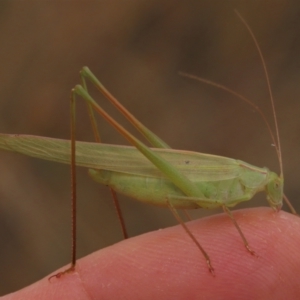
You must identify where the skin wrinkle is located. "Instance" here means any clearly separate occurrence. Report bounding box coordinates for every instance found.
[76,266,95,300]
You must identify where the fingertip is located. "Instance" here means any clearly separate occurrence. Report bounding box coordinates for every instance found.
[3,208,300,299]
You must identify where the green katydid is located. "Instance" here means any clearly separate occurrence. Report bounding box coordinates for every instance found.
[0,11,297,277]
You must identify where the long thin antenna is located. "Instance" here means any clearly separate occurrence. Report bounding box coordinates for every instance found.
[178,72,278,151]
[234,10,283,177]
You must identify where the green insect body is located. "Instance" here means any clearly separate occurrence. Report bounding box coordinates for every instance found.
[0,13,294,277]
[0,134,283,211]
[89,157,282,211]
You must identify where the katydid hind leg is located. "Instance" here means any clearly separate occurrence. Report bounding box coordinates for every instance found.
[80,67,169,149]
[80,68,194,222]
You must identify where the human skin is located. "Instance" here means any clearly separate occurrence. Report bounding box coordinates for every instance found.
[2,207,300,300]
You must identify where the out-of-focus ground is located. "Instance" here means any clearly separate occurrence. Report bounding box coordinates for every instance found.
[0,1,300,295]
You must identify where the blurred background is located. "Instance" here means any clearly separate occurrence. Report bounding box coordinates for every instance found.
[0,0,300,295]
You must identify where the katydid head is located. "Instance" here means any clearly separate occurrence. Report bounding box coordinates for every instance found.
[266,172,283,211]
